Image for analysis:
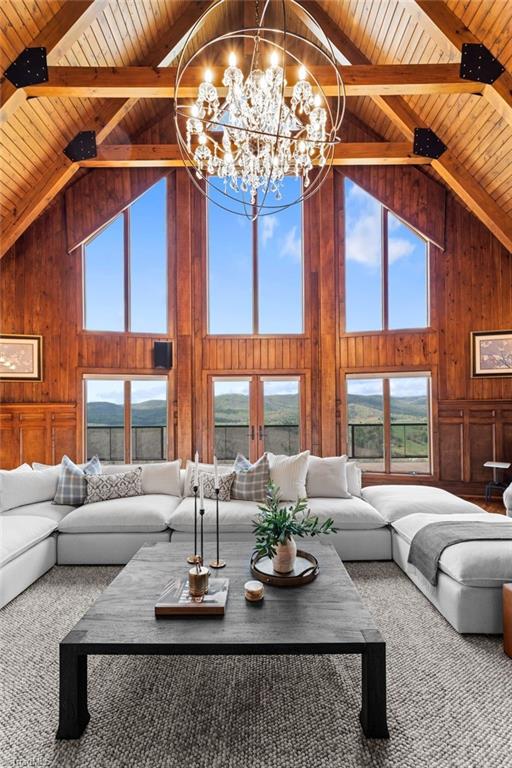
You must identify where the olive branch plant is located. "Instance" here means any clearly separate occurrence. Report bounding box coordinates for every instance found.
[253,482,338,560]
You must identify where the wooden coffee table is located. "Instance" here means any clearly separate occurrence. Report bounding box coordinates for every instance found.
[56,541,389,740]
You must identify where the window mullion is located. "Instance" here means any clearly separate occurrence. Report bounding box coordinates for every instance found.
[252,205,258,334]
[383,377,391,474]
[124,209,131,332]
[124,380,132,464]
[382,208,389,331]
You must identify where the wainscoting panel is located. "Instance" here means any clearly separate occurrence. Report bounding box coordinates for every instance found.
[0,404,78,469]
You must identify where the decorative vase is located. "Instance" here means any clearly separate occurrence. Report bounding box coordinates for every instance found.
[272,537,297,574]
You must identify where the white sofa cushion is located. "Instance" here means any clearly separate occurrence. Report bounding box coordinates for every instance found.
[392,512,512,587]
[504,481,512,516]
[169,496,260,534]
[306,455,350,499]
[58,494,181,533]
[267,451,310,500]
[307,497,387,530]
[102,461,181,497]
[361,484,483,523]
[2,500,75,525]
[0,466,60,513]
[0,515,57,568]
[13,463,33,472]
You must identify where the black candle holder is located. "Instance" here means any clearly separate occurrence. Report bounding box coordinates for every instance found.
[209,487,226,569]
[187,485,201,564]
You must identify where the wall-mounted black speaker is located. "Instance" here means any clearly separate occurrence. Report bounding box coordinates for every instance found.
[154,341,173,370]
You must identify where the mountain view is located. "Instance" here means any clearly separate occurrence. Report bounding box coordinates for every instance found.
[88,394,427,426]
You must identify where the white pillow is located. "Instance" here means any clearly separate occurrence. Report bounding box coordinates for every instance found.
[102,461,181,497]
[346,461,362,497]
[306,455,351,498]
[267,451,310,501]
[0,466,60,513]
[12,463,33,472]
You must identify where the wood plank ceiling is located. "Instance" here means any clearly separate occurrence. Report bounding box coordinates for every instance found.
[0,0,511,252]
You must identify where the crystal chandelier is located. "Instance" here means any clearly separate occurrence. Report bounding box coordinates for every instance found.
[174,0,345,218]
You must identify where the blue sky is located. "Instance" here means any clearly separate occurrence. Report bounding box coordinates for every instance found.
[345,179,428,331]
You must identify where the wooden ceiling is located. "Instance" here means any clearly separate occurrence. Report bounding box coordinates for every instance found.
[0,0,511,255]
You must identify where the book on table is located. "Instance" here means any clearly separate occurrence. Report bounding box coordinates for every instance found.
[155,576,229,616]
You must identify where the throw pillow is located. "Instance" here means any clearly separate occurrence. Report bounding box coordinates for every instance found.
[199,471,235,502]
[102,460,181,497]
[346,461,363,497]
[84,467,143,504]
[231,453,270,502]
[184,460,233,497]
[306,455,351,498]
[266,450,310,501]
[54,455,102,506]
[0,465,60,513]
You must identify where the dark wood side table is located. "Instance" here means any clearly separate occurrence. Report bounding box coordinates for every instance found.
[504,584,512,658]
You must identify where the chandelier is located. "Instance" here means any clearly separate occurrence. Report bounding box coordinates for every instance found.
[174,0,345,218]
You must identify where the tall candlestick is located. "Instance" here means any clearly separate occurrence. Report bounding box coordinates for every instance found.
[194,450,199,488]
[199,474,204,508]
[199,478,205,565]
[187,484,200,564]
[209,486,226,569]
[214,455,219,490]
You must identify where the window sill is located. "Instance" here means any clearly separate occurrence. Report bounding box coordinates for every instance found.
[341,327,435,337]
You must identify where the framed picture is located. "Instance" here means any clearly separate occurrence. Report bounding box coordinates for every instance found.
[471,330,512,378]
[0,334,43,382]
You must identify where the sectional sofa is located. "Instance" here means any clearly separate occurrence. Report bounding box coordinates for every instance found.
[1,460,512,635]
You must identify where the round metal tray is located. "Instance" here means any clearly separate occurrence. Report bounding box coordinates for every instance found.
[250,549,319,587]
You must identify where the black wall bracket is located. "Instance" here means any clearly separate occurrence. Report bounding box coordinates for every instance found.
[413,128,447,160]
[4,47,48,88]
[64,131,97,162]
[460,43,505,84]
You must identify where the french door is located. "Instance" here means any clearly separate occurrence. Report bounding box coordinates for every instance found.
[209,375,304,462]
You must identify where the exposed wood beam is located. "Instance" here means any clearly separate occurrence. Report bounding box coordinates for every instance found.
[78,142,431,168]
[296,1,512,252]
[410,0,512,128]
[23,63,484,99]
[0,0,108,124]
[0,1,212,258]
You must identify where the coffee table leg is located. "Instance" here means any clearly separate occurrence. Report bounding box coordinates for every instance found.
[56,644,90,739]
[359,643,389,738]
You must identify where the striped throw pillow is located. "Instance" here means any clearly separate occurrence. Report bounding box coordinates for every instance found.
[231,453,271,502]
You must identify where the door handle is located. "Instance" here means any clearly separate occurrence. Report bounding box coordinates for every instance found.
[258,425,264,441]
[250,425,255,440]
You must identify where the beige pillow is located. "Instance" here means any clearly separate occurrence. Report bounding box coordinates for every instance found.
[102,461,181,497]
[306,455,351,498]
[267,451,310,501]
[346,461,363,497]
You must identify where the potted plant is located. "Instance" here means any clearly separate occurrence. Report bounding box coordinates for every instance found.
[253,482,338,574]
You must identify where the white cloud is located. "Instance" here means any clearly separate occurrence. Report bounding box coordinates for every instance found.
[261,215,278,245]
[388,236,415,264]
[280,225,302,262]
[346,209,382,267]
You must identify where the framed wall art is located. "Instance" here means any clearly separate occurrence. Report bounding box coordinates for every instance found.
[0,334,43,382]
[471,330,512,378]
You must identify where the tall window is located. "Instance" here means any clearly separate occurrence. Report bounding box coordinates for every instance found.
[344,179,429,332]
[346,373,431,475]
[84,179,167,333]
[85,376,168,464]
[208,177,303,334]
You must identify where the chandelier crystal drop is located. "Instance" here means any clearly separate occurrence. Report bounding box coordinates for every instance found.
[174,0,346,218]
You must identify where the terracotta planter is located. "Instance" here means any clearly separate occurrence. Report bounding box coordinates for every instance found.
[272,537,297,574]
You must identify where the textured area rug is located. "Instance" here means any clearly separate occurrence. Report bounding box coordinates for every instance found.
[1,562,510,768]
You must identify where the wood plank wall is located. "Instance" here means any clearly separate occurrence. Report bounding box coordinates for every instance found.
[1,132,511,493]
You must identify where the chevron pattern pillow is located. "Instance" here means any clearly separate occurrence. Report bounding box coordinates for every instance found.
[84,467,142,504]
[231,453,270,502]
[54,455,102,506]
